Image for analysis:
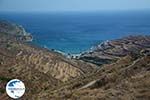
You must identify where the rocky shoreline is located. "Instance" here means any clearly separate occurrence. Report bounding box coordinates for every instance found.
[0,20,33,42]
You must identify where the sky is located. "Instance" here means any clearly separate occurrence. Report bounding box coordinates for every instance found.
[0,0,150,12]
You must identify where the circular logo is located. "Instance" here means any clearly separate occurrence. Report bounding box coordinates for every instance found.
[6,79,25,99]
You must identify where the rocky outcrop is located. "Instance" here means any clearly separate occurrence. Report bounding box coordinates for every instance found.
[0,20,32,41]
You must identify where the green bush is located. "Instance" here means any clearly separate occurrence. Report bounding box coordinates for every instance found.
[0,76,11,82]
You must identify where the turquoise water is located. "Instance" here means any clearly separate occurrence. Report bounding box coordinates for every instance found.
[0,11,150,54]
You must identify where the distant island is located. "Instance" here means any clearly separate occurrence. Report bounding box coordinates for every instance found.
[0,21,150,100]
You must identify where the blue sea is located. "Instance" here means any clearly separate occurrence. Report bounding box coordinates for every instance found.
[0,11,150,54]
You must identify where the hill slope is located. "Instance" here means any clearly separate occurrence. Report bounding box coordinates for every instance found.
[0,21,150,100]
[0,21,96,99]
[34,36,150,100]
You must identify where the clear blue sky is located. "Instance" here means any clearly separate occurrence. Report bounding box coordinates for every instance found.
[0,0,150,12]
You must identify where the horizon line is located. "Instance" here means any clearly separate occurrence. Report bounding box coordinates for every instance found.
[0,9,150,13]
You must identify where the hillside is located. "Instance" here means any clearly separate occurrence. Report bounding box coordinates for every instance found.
[80,35,150,66]
[34,36,150,100]
[0,21,150,100]
[0,21,96,99]
[0,20,32,41]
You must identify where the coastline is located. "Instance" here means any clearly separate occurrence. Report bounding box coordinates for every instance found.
[16,31,150,57]
[1,20,150,60]
[0,20,33,42]
[0,20,150,100]
[39,35,150,60]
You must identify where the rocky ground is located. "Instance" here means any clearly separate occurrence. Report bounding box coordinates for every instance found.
[0,21,150,100]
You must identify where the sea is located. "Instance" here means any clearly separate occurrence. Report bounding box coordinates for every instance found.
[0,11,150,54]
